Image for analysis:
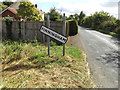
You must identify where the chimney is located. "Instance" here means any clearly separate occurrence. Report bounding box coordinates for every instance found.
[35,4,37,8]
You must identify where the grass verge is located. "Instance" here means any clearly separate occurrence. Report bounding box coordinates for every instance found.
[1,40,95,88]
[98,29,120,38]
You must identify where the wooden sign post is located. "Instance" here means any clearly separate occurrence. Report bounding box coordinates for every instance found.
[40,14,67,56]
[63,13,66,56]
[47,15,50,56]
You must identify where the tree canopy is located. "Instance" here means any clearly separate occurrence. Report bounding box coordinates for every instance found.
[3,0,13,7]
[74,14,79,20]
[17,1,42,21]
[0,0,13,12]
[0,2,7,12]
[68,15,74,20]
[78,11,85,25]
[48,8,60,21]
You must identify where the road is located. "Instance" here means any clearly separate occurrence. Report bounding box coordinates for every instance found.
[67,26,119,88]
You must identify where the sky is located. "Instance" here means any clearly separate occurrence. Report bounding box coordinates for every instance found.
[31,0,120,18]
[1,0,120,18]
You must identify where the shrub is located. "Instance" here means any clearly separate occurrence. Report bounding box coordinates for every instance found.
[100,21,116,32]
[0,17,6,21]
[115,20,120,27]
[67,20,78,36]
[115,26,120,33]
[109,32,117,37]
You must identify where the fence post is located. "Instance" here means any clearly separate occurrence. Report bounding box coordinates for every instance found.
[63,13,66,56]
[47,15,50,56]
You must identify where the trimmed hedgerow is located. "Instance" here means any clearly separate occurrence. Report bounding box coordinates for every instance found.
[67,20,78,36]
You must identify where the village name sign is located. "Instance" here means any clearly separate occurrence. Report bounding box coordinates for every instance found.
[40,26,68,44]
[40,14,66,56]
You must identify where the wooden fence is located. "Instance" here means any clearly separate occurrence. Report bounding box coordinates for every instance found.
[2,21,69,43]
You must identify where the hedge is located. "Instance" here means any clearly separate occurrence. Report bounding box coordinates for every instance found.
[66,20,78,36]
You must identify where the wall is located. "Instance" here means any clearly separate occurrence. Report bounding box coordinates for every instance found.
[2,21,69,43]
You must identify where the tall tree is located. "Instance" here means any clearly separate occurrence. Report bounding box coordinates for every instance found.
[74,13,79,20]
[78,11,86,25]
[48,8,60,21]
[0,2,7,12]
[3,0,13,7]
[68,15,74,20]
[17,1,42,21]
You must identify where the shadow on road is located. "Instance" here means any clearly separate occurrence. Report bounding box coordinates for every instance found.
[110,36,120,45]
[96,51,120,68]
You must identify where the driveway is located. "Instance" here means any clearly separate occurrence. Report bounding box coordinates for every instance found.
[66,26,119,88]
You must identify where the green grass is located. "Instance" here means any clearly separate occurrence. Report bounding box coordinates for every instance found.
[98,29,120,38]
[1,40,95,88]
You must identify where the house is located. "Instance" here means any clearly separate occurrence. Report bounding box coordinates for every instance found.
[0,7,22,21]
[35,4,45,21]
[0,1,45,21]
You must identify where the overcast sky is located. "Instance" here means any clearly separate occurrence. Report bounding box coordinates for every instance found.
[1,0,120,18]
[32,0,119,18]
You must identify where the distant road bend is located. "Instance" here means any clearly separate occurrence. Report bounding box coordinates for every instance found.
[67,26,119,88]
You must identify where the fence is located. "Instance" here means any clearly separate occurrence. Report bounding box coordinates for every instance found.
[2,21,69,43]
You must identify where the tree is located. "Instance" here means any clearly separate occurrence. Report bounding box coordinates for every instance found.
[3,0,13,7]
[68,15,74,20]
[74,13,79,20]
[82,11,117,30]
[48,8,60,21]
[78,11,85,25]
[0,2,7,12]
[17,1,42,21]
[44,13,47,21]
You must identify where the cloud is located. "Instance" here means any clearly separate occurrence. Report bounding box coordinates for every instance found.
[0,0,118,18]
[101,1,118,7]
[57,7,81,14]
[55,0,119,18]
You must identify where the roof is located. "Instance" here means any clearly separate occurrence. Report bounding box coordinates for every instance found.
[36,8,45,14]
[0,7,44,15]
[0,7,17,15]
[8,7,18,14]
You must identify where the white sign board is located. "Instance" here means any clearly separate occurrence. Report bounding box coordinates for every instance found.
[40,26,68,44]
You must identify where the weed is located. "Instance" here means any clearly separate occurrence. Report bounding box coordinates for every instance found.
[1,40,95,88]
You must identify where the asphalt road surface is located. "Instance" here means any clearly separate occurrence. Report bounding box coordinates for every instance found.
[67,26,119,88]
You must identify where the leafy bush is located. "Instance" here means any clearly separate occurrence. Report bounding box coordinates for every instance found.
[68,20,78,36]
[100,21,117,32]
[0,17,6,21]
[115,20,120,33]
[80,11,119,38]
[115,26,120,33]
[78,11,86,25]
[115,20,120,27]
[17,2,43,21]
[48,8,60,21]
[82,11,116,29]
[109,32,117,37]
